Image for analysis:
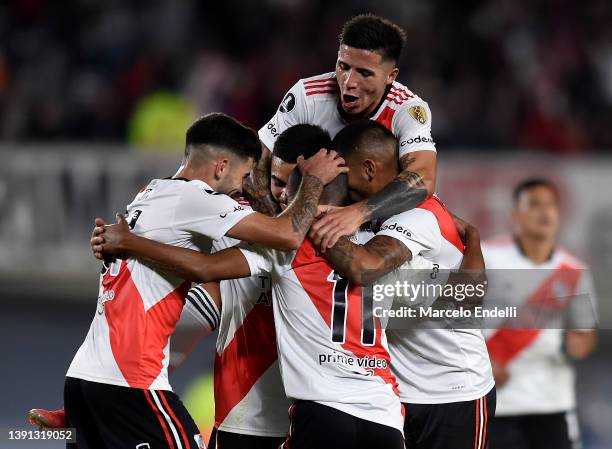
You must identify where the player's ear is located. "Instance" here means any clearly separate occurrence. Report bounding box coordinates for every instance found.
[214,159,229,180]
[363,159,376,182]
[386,67,399,85]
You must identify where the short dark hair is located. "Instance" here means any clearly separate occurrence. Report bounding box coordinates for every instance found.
[332,120,397,159]
[513,178,560,203]
[339,14,407,63]
[272,124,332,163]
[185,113,261,162]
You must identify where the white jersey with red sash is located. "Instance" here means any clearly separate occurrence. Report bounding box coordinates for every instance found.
[482,237,598,415]
[239,239,405,434]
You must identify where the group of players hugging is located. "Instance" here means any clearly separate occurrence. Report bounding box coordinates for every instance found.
[29,14,597,449]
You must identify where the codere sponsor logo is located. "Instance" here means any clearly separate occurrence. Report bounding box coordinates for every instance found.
[400,136,434,147]
[379,222,411,237]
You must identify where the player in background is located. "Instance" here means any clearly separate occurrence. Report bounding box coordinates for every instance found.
[246,14,435,248]
[309,121,495,449]
[62,113,346,449]
[482,179,598,449]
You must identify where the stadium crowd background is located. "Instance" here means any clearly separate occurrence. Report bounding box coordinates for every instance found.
[2,0,612,151]
[0,1,611,448]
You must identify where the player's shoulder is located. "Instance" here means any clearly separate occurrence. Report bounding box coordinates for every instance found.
[481,235,517,262]
[482,235,514,250]
[177,179,241,209]
[555,247,588,269]
[385,80,432,125]
[380,205,439,234]
[388,80,427,107]
[296,72,339,101]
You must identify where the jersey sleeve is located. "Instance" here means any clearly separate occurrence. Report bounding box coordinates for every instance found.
[173,183,255,241]
[258,80,310,151]
[392,99,436,159]
[566,269,599,330]
[238,243,276,276]
[376,209,442,259]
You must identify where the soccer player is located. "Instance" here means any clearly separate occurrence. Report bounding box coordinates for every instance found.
[310,121,495,449]
[246,14,436,248]
[269,124,334,209]
[92,174,408,449]
[62,113,345,449]
[482,178,598,449]
[91,121,488,449]
[208,125,334,449]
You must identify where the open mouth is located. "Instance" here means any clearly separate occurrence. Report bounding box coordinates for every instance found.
[342,94,359,109]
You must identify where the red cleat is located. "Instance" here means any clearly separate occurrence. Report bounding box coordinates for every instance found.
[28,408,66,429]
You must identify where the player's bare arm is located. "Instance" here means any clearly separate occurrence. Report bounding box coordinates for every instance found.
[92,215,251,283]
[242,146,281,216]
[226,149,348,250]
[433,216,487,308]
[565,330,597,360]
[320,235,411,286]
[310,151,433,251]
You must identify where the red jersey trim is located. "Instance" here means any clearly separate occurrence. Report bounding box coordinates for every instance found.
[303,77,335,85]
[417,197,465,254]
[305,89,339,97]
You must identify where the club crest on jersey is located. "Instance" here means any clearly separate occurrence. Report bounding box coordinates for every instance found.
[408,105,428,125]
[279,93,296,113]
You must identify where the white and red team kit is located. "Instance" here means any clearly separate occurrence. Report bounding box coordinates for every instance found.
[65,177,260,448]
[238,240,407,435]
[211,210,290,439]
[67,178,254,390]
[482,237,598,416]
[259,72,437,158]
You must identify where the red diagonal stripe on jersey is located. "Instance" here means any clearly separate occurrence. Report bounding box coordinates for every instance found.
[104,262,189,388]
[375,106,397,131]
[417,197,465,253]
[214,300,277,427]
[303,77,335,85]
[305,89,339,96]
[290,240,402,401]
[486,264,581,365]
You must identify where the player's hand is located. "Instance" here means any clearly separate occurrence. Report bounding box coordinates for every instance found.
[451,213,479,245]
[309,203,365,251]
[491,360,510,387]
[297,148,348,185]
[315,204,343,219]
[91,217,108,261]
[91,213,132,260]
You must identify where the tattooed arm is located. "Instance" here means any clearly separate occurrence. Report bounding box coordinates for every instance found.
[242,146,281,216]
[226,149,347,250]
[322,235,411,286]
[227,174,325,250]
[310,150,435,250]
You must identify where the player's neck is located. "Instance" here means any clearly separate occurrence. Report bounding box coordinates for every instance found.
[515,234,555,264]
[174,164,216,187]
